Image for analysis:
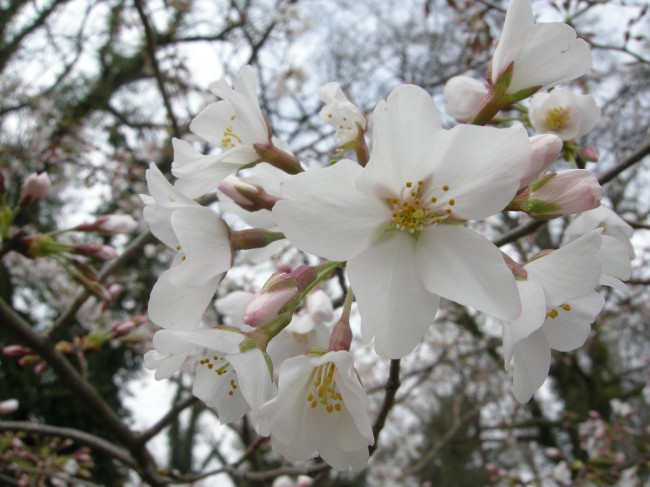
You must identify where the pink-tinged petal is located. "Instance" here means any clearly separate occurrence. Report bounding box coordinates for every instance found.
[525,229,602,306]
[347,232,439,358]
[502,279,547,366]
[417,225,521,320]
[148,270,220,328]
[425,125,530,219]
[228,349,276,422]
[273,160,387,261]
[543,291,604,352]
[511,328,550,403]
[357,85,443,198]
[168,207,232,287]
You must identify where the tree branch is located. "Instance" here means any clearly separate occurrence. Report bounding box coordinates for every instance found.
[369,359,401,455]
[0,421,138,469]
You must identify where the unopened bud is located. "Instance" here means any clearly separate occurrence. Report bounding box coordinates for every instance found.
[0,399,18,415]
[76,214,137,235]
[20,234,70,258]
[306,289,334,323]
[520,134,563,189]
[19,172,51,208]
[522,170,601,220]
[113,319,137,337]
[443,75,489,122]
[579,146,599,163]
[244,282,298,328]
[219,175,280,212]
[73,243,118,260]
[3,345,31,357]
[254,143,303,175]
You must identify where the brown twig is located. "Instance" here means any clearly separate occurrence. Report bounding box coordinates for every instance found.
[369,359,401,455]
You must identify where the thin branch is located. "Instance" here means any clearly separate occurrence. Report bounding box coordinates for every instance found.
[0,297,167,486]
[137,395,199,445]
[48,230,154,341]
[401,402,482,477]
[0,420,138,468]
[369,359,401,455]
[598,140,650,186]
[133,0,181,138]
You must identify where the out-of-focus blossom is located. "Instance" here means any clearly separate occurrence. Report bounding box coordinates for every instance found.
[19,172,51,207]
[443,75,489,122]
[529,89,600,140]
[318,82,367,145]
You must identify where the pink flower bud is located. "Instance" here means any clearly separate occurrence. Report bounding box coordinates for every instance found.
[3,345,31,357]
[243,286,298,328]
[74,243,118,260]
[306,289,334,323]
[579,146,599,163]
[443,75,489,122]
[96,214,137,234]
[525,169,601,219]
[113,319,137,337]
[0,399,18,415]
[520,134,563,189]
[219,176,257,208]
[327,315,353,352]
[219,175,280,211]
[19,172,51,207]
[276,262,292,273]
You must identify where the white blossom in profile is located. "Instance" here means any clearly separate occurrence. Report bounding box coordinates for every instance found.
[491,0,592,93]
[502,231,604,403]
[529,89,600,140]
[318,82,366,145]
[260,351,373,471]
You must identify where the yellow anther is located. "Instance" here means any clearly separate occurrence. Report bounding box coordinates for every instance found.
[175,245,181,251]
[228,391,234,396]
[449,199,455,206]
[561,304,572,311]
[181,255,187,262]
[547,309,559,319]
[335,403,341,411]
[442,185,449,191]
[406,181,413,188]
[230,114,236,121]
[445,209,452,214]
[326,404,334,413]
[311,400,317,409]
[431,197,437,203]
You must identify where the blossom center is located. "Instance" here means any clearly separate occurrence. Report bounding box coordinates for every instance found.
[305,362,343,413]
[389,180,455,233]
[545,107,570,131]
[199,355,239,397]
[220,114,243,149]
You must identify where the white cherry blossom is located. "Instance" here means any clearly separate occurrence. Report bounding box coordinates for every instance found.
[145,327,275,425]
[259,351,373,471]
[147,206,232,329]
[491,0,592,93]
[318,82,366,145]
[529,89,601,140]
[501,230,604,402]
[274,84,530,358]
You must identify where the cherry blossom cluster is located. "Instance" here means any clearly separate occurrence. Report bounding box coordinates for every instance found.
[141,0,633,472]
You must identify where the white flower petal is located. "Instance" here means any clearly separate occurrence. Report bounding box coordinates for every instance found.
[148,270,220,328]
[543,291,604,351]
[525,229,602,306]
[417,225,520,320]
[425,125,530,220]
[511,328,550,403]
[347,231,439,358]
[273,160,387,261]
[502,279,547,366]
[193,360,249,423]
[168,207,232,287]
[228,349,276,420]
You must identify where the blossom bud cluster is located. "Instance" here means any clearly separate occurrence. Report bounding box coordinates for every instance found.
[138,0,633,473]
